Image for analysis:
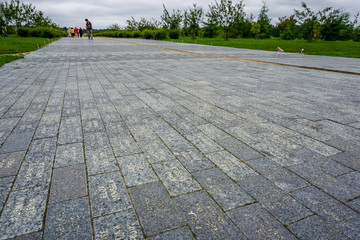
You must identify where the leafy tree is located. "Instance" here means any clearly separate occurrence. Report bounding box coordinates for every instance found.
[251,21,261,38]
[107,23,121,31]
[0,0,53,27]
[294,2,320,41]
[206,0,246,40]
[278,15,298,40]
[318,7,353,40]
[161,4,183,30]
[257,1,271,38]
[184,4,204,38]
[125,17,160,31]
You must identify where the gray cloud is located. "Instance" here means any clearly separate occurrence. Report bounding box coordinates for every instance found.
[22,0,359,29]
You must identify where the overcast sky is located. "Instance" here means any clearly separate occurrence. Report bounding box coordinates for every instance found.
[22,0,359,29]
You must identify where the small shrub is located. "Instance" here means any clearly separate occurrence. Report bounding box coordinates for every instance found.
[142,30,154,39]
[133,31,141,38]
[154,29,168,40]
[169,30,180,39]
[17,27,31,37]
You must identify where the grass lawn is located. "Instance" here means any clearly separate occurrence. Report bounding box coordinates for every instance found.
[168,37,360,58]
[0,35,59,67]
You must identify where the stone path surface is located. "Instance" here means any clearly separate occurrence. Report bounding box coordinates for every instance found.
[0,37,360,239]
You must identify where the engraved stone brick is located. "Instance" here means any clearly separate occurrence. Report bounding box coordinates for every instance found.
[193,168,253,210]
[58,117,82,144]
[174,147,214,172]
[185,132,223,153]
[49,165,87,204]
[129,182,185,236]
[84,131,111,151]
[228,203,297,239]
[206,151,258,181]
[94,209,143,240]
[0,185,48,239]
[110,135,141,157]
[54,143,84,167]
[174,191,246,239]
[152,160,201,196]
[0,132,33,153]
[291,186,360,239]
[0,151,25,177]
[288,215,348,240]
[238,175,312,225]
[86,148,118,175]
[89,171,131,217]
[139,140,175,164]
[117,154,158,187]
[43,197,92,239]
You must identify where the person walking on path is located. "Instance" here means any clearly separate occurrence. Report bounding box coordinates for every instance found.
[79,27,83,38]
[85,19,93,39]
[74,27,79,37]
[1,26,9,38]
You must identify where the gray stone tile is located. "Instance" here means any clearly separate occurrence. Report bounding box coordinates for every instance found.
[197,124,230,141]
[228,203,297,240]
[89,171,131,217]
[291,186,360,239]
[43,197,92,239]
[288,215,348,240]
[185,132,223,153]
[129,124,158,142]
[147,227,195,240]
[139,139,175,164]
[117,154,158,187]
[238,175,312,225]
[0,131,33,153]
[49,164,87,204]
[206,151,258,181]
[193,168,253,210]
[0,185,48,239]
[0,151,25,177]
[174,147,214,172]
[94,209,144,240]
[337,171,360,188]
[331,152,360,171]
[54,143,84,167]
[152,160,202,196]
[84,131,112,151]
[12,232,42,240]
[290,163,360,202]
[129,181,185,236]
[174,191,246,239]
[104,120,130,138]
[109,135,142,157]
[0,176,14,210]
[217,137,262,161]
[346,198,360,212]
[58,116,82,145]
[246,157,308,192]
[85,148,118,175]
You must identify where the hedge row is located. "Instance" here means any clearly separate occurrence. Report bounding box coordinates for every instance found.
[17,27,67,38]
[94,29,180,40]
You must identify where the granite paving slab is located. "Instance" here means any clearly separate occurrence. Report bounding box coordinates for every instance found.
[0,37,359,239]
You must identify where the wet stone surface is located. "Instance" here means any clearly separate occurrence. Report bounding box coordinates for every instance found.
[1,38,360,239]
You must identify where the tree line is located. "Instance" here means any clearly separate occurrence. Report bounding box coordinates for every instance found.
[0,0,57,29]
[106,0,359,41]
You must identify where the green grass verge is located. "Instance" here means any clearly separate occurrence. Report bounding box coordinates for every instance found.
[0,35,61,67]
[0,54,24,67]
[0,35,56,54]
[167,37,360,58]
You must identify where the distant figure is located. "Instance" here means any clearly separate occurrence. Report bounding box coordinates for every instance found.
[85,18,93,40]
[71,27,75,37]
[74,27,79,37]
[67,27,71,37]
[276,47,284,52]
[1,26,9,38]
[79,28,83,38]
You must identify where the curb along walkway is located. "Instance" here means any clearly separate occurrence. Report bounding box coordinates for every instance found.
[0,38,360,239]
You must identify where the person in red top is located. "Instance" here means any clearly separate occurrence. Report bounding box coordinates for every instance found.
[74,27,79,38]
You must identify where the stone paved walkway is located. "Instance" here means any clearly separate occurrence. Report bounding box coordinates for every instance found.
[0,38,360,239]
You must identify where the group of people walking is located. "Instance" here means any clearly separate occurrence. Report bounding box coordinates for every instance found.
[67,19,93,39]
